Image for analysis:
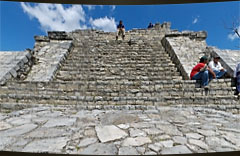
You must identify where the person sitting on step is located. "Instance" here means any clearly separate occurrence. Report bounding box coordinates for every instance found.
[116,20,125,40]
[190,56,216,89]
[208,56,227,80]
[234,62,240,95]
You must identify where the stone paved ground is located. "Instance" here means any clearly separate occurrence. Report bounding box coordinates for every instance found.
[0,104,240,155]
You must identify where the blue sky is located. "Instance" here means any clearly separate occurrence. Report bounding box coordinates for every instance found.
[0,1,239,51]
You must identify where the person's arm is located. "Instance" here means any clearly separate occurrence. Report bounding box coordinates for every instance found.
[208,67,216,78]
[218,62,224,71]
[234,64,240,78]
[200,64,207,72]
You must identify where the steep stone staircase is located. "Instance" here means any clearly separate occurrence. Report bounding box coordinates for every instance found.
[0,29,239,107]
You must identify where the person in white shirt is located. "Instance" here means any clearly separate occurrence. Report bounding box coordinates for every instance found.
[208,56,227,79]
[234,62,240,95]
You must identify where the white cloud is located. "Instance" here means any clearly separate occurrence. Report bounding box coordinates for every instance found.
[192,16,199,24]
[84,5,96,11]
[21,3,87,32]
[21,3,117,33]
[228,26,240,41]
[110,5,116,11]
[90,16,117,32]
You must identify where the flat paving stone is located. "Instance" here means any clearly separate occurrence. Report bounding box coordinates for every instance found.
[122,137,152,146]
[26,128,69,138]
[189,139,209,150]
[23,137,68,153]
[0,121,12,131]
[173,136,187,145]
[148,143,163,153]
[160,145,193,154]
[186,133,204,139]
[6,117,31,126]
[130,128,147,137]
[95,125,128,143]
[0,136,16,150]
[43,117,76,128]
[157,124,183,136]
[78,138,98,147]
[118,146,139,155]
[0,123,37,137]
[80,143,118,155]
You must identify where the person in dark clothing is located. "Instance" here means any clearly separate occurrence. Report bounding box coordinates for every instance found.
[234,62,240,95]
[148,22,154,28]
[116,20,125,40]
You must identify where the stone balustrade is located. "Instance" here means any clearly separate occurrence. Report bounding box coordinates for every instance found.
[162,31,208,80]
[0,50,33,85]
[207,47,240,77]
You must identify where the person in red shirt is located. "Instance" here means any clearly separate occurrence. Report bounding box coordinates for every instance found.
[190,56,216,88]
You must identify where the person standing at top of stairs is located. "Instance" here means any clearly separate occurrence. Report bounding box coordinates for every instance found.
[147,22,154,29]
[234,62,240,95]
[116,20,125,40]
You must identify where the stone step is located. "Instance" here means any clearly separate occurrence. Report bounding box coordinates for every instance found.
[58,67,179,72]
[5,79,233,88]
[0,85,235,98]
[55,75,183,81]
[1,80,234,97]
[0,93,238,105]
[59,64,177,69]
[69,51,169,55]
[56,70,181,76]
[65,57,172,62]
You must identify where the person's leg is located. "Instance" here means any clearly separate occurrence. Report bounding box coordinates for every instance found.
[122,29,125,40]
[192,72,202,80]
[237,75,240,94]
[116,29,120,40]
[215,69,227,79]
[201,70,209,86]
[192,71,209,87]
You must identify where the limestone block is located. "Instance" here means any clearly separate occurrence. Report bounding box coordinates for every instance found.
[95,125,128,143]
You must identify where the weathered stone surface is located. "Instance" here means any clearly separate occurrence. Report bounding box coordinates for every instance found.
[122,137,152,146]
[80,143,117,155]
[95,125,127,143]
[25,41,71,82]
[160,145,192,154]
[143,128,163,135]
[196,129,217,137]
[43,117,76,128]
[157,124,183,136]
[1,123,37,137]
[0,121,12,131]
[159,140,174,148]
[100,112,141,125]
[26,128,68,138]
[148,143,162,153]
[0,51,32,83]
[189,139,209,150]
[117,124,130,129]
[205,137,237,149]
[6,117,31,126]
[23,137,68,153]
[118,146,139,155]
[186,133,204,139]
[130,128,147,137]
[0,136,15,150]
[78,138,98,147]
